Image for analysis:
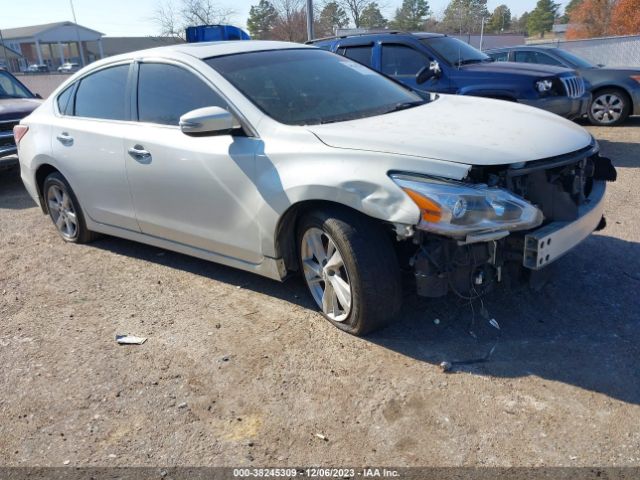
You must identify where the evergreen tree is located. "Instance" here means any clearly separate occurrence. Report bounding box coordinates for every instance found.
[527,0,560,37]
[247,0,279,39]
[390,0,430,31]
[317,1,350,36]
[487,4,511,33]
[359,2,387,28]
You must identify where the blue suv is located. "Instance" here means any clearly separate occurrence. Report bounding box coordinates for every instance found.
[310,32,591,120]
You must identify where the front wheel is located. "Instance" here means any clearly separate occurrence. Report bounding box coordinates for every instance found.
[588,88,631,126]
[297,208,402,336]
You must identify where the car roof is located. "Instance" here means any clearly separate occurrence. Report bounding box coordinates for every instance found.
[309,31,445,44]
[116,40,313,61]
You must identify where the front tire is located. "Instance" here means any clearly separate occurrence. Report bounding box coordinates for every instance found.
[43,172,96,243]
[588,88,631,126]
[297,208,402,336]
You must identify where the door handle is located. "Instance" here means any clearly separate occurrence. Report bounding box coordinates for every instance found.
[56,132,73,146]
[127,145,152,163]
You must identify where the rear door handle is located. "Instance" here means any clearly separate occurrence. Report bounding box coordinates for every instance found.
[56,133,73,146]
[127,145,152,163]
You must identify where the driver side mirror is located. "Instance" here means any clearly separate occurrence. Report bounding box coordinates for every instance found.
[179,106,238,136]
[416,61,442,85]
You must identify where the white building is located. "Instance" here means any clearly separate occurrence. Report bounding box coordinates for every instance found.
[0,21,104,71]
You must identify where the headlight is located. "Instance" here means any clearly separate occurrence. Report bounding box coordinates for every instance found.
[536,79,554,93]
[631,75,640,84]
[391,174,543,238]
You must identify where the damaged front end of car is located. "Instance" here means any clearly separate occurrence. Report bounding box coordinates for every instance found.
[394,141,617,298]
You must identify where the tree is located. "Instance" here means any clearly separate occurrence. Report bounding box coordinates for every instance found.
[359,2,388,28]
[316,1,349,37]
[337,0,371,27]
[527,0,560,38]
[610,0,640,35]
[270,0,308,42]
[566,0,615,39]
[155,0,236,39]
[516,11,530,35]
[390,0,430,31]
[561,0,583,22]
[486,4,511,32]
[247,0,278,38]
[441,0,490,35]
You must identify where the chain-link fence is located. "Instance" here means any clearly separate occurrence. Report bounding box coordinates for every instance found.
[535,35,640,68]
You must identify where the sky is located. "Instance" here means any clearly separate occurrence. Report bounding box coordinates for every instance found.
[2,0,571,37]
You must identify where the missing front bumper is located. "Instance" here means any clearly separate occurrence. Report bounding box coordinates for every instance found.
[523,180,607,270]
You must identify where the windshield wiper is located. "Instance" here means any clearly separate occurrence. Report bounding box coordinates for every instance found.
[383,100,426,114]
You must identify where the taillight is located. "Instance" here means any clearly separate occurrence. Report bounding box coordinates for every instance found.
[13,125,29,145]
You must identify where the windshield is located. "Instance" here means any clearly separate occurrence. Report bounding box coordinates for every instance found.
[421,37,491,66]
[0,70,33,99]
[206,49,425,126]
[554,49,595,69]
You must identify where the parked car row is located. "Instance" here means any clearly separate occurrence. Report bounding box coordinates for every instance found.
[310,32,640,127]
[486,45,640,126]
[24,62,81,74]
[14,40,617,335]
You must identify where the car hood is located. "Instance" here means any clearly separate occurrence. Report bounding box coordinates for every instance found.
[462,61,574,77]
[306,94,593,166]
[0,97,42,121]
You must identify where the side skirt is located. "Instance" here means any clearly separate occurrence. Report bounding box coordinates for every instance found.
[85,219,287,282]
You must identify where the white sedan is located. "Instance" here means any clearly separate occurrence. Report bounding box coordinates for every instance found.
[15,41,615,335]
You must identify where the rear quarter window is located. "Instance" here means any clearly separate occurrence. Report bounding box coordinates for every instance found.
[56,85,75,115]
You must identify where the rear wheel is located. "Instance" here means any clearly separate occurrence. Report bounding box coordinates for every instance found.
[588,88,631,126]
[43,172,96,243]
[297,208,402,336]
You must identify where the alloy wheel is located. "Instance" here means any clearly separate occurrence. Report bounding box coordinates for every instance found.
[591,93,624,124]
[47,185,78,240]
[301,227,352,322]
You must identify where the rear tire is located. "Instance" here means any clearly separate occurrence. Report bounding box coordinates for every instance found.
[297,208,402,336]
[588,88,631,126]
[43,172,96,244]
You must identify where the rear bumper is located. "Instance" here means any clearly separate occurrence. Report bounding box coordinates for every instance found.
[521,92,591,119]
[523,180,606,270]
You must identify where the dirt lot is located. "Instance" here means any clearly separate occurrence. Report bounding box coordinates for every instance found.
[1,120,639,468]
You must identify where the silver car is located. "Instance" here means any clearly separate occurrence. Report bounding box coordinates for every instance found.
[16,41,615,335]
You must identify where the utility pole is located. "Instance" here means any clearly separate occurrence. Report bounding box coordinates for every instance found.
[306,0,314,41]
[69,0,85,67]
[479,16,485,51]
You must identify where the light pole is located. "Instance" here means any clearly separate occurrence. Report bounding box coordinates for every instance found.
[306,0,314,41]
[69,0,85,67]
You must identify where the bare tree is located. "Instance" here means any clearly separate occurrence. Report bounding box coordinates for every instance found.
[338,0,371,27]
[155,0,236,39]
[270,0,308,41]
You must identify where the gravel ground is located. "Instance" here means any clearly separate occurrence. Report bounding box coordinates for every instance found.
[0,119,639,468]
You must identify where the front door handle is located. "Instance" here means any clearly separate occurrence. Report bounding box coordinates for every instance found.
[56,132,73,146]
[128,145,152,163]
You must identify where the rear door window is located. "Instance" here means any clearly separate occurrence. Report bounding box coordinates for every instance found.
[490,51,510,62]
[74,65,129,120]
[137,63,228,126]
[515,51,563,66]
[381,44,428,77]
[339,46,374,68]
